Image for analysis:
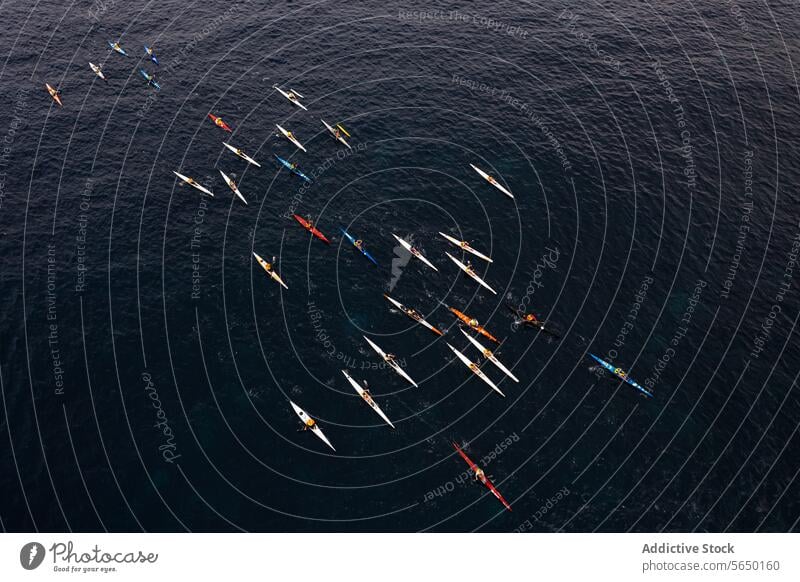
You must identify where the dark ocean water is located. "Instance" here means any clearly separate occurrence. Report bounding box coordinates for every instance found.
[1,0,799,532]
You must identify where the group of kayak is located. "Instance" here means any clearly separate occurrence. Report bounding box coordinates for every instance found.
[45,41,161,106]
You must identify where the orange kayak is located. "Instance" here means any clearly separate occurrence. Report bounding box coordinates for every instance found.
[208,113,232,132]
[448,307,499,343]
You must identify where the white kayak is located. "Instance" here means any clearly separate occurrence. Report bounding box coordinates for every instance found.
[363,336,418,387]
[274,85,307,110]
[321,119,352,149]
[223,142,261,167]
[173,171,214,197]
[391,234,438,272]
[384,294,444,336]
[253,252,288,289]
[290,401,335,451]
[276,124,306,152]
[470,163,514,199]
[459,328,519,383]
[341,370,395,429]
[438,232,492,263]
[446,343,504,397]
[89,62,106,81]
[219,170,248,205]
[446,252,497,295]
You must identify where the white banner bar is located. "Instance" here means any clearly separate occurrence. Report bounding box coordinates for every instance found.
[1,534,797,581]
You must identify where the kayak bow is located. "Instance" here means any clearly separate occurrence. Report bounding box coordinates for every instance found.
[341,370,395,429]
[438,232,492,263]
[446,252,497,295]
[392,234,438,272]
[446,343,504,396]
[363,336,418,387]
[290,401,335,451]
[589,354,653,398]
[453,442,512,511]
[384,294,444,336]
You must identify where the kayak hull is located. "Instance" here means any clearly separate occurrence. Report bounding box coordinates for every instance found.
[292,214,330,244]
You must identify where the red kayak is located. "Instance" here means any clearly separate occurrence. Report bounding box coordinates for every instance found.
[453,442,512,512]
[208,113,232,132]
[292,214,330,244]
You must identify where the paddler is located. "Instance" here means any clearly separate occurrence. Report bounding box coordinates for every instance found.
[354,239,364,250]
[302,417,316,430]
[215,117,226,128]
[384,353,396,364]
[468,317,479,329]
[472,465,486,484]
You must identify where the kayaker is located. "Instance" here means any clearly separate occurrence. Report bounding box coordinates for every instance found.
[468,318,479,328]
[354,239,364,250]
[215,117,225,128]
[385,353,396,364]
[303,417,316,429]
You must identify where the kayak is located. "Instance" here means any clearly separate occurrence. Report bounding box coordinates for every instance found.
[208,113,232,132]
[290,401,335,451]
[253,252,288,289]
[108,41,127,56]
[273,85,307,110]
[340,228,378,266]
[453,442,512,511]
[589,354,653,398]
[173,171,214,197]
[138,69,161,90]
[223,142,261,167]
[45,83,62,107]
[470,163,514,199]
[446,343,504,396]
[446,252,497,295]
[321,119,352,149]
[89,62,106,81]
[384,294,444,336]
[341,370,395,429]
[144,45,159,65]
[459,328,518,382]
[274,154,311,182]
[392,234,438,272]
[506,304,560,338]
[219,170,247,205]
[438,232,492,263]
[276,124,306,152]
[447,306,499,343]
[363,336,418,387]
[292,214,330,244]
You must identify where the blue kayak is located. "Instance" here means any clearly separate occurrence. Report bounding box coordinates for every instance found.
[108,41,127,56]
[589,354,653,397]
[139,69,161,90]
[274,154,311,183]
[340,228,378,266]
[144,45,159,65]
